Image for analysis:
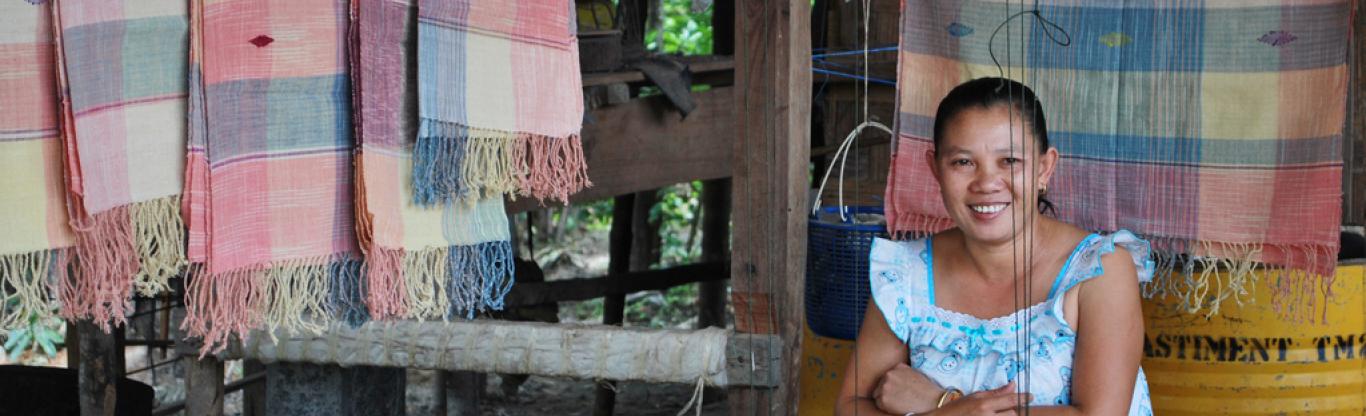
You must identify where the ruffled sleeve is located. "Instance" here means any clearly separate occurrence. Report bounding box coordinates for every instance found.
[868,237,932,343]
[1056,230,1155,295]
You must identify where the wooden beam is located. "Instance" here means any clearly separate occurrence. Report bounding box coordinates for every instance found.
[238,321,779,388]
[581,57,735,87]
[506,87,734,213]
[502,261,728,307]
[77,320,119,416]
[730,0,811,414]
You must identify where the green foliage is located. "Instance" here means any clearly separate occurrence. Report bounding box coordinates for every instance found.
[646,0,713,55]
[652,181,703,268]
[625,283,698,328]
[1,299,64,364]
[558,199,615,233]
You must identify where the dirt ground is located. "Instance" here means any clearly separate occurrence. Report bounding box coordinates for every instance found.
[405,369,728,416]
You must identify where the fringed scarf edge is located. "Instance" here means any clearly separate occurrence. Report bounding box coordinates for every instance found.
[62,195,187,331]
[366,240,514,322]
[414,118,590,206]
[1,248,70,337]
[183,241,514,356]
[182,254,366,356]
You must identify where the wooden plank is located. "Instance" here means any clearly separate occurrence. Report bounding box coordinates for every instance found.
[239,321,779,388]
[730,0,811,414]
[77,320,119,416]
[503,261,728,307]
[505,87,734,213]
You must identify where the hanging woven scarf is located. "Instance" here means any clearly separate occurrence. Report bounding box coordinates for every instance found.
[182,0,363,353]
[414,0,589,205]
[50,0,189,330]
[887,0,1350,320]
[354,0,513,321]
[0,0,77,335]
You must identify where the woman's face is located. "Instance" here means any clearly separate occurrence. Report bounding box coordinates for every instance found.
[928,105,1058,244]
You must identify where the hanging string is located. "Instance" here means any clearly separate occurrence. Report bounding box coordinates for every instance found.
[1004,0,1024,411]
[988,2,1071,88]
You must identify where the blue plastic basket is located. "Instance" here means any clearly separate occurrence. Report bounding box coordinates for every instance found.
[805,205,886,340]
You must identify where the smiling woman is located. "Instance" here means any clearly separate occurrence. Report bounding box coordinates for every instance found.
[835,78,1155,416]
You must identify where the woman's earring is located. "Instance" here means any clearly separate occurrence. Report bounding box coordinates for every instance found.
[1040,185,1048,196]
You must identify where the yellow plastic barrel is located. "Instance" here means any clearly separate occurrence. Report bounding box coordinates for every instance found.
[799,325,854,416]
[1142,263,1366,415]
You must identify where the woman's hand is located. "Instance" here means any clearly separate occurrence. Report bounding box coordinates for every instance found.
[872,363,943,414]
[927,382,1032,416]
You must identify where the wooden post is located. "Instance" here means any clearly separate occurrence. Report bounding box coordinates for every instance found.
[713,0,734,56]
[618,0,649,61]
[174,285,226,416]
[729,0,810,414]
[631,191,660,272]
[66,321,81,370]
[185,356,225,416]
[698,178,731,329]
[1346,12,1365,225]
[446,371,485,415]
[77,320,119,416]
[243,359,267,416]
[593,193,635,416]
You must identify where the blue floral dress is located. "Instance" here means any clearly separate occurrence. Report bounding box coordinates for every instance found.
[869,230,1154,415]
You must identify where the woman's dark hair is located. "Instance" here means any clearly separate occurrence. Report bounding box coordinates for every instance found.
[931,77,1056,215]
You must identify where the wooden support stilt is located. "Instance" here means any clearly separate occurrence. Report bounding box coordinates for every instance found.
[698,178,732,330]
[447,371,485,415]
[434,370,449,415]
[185,355,225,416]
[174,288,225,416]
[1347,11,1365,225]
[66,321,81,370]
[77,320,119,416]
[243,359,267,416]
[594,192,637,416]
[729,0,811,414]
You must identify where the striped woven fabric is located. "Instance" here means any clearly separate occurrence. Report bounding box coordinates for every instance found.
[183,0,363,352]
[354,0,514,322]
[51,0,189,330]
[888,0,1351,320]
[415,0,589,205]
[0,0,77,335]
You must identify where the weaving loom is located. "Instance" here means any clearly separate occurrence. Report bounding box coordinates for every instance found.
[51,0,190,329]
[886,0,1352,320]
